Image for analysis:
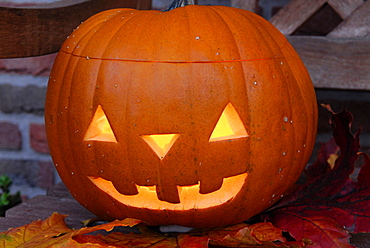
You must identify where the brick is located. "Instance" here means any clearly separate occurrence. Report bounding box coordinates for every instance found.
[0,84,46,115]
[38,161,55,189]
[30,123,50,154]
[0,54,56,76]
[0,122,21,150]
[0,160,40,187]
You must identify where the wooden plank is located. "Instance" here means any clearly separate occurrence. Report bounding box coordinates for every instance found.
[0,217,32,232]
[288,36,370,90]
[230,0,258,12]
[269,0,326,35]
[328,0,370,38]
[327,0,364,19]
[5,195,96,230]
[0,0,152,58]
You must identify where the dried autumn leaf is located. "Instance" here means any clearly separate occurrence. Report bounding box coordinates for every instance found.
[75,230,209,248]
[0,213,142,248]
[192,222,303,247]
[0,213,210,248]
[262,106,370,247]
[0,212,70,248]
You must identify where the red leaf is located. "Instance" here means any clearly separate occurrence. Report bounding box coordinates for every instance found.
[262,106,370,247]
[270,213,352,248]
[356,153,370,189]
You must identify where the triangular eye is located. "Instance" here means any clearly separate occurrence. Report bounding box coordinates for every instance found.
[209,103,248,142]
[84,105,117,143]
[141,134,180,160]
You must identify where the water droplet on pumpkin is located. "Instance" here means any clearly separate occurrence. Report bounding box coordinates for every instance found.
[195,36,200,40]
[290,120,293,124]
[282,152,286,156]
[298,150,301,153]
[86,56,90,60]
[87,144,92,147]
[284,117,288,122]
[71,172,74,175]
[280,61,284,65]
[253,81,258,85]
[278,168,282,173]
[272,194,275,198]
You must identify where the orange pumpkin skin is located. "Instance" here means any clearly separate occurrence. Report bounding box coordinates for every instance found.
[45,5,318,228]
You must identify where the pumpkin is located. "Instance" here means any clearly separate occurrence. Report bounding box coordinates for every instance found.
[45,2,318,228]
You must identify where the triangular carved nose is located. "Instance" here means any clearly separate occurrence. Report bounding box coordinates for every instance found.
[141,134,180,160]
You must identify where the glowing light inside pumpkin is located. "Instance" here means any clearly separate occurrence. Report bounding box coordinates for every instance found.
[88,171,248,210]
[84,105,117,142]
[141,134,180,160]
[209,103,248,142]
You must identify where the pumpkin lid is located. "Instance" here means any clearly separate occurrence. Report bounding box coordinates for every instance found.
[60,5,288,63]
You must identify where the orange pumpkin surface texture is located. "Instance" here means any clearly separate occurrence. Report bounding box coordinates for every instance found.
[45,5,318,228]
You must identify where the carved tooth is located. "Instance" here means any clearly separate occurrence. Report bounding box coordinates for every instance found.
[156,184,180,204]
[112,180,138,195]
[199,177,223,194]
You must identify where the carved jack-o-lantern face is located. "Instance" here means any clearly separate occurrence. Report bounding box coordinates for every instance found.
[45,5,318,228]
[84,103,249,209]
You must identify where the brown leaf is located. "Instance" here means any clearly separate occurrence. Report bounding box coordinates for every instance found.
[0,213,142,247]
[0,212,70,247]
[194,222,291,247]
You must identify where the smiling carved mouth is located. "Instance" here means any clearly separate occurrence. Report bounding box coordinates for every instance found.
[88,172,248,210]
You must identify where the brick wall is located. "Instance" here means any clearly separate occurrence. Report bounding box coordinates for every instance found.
[0,54,58,198]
